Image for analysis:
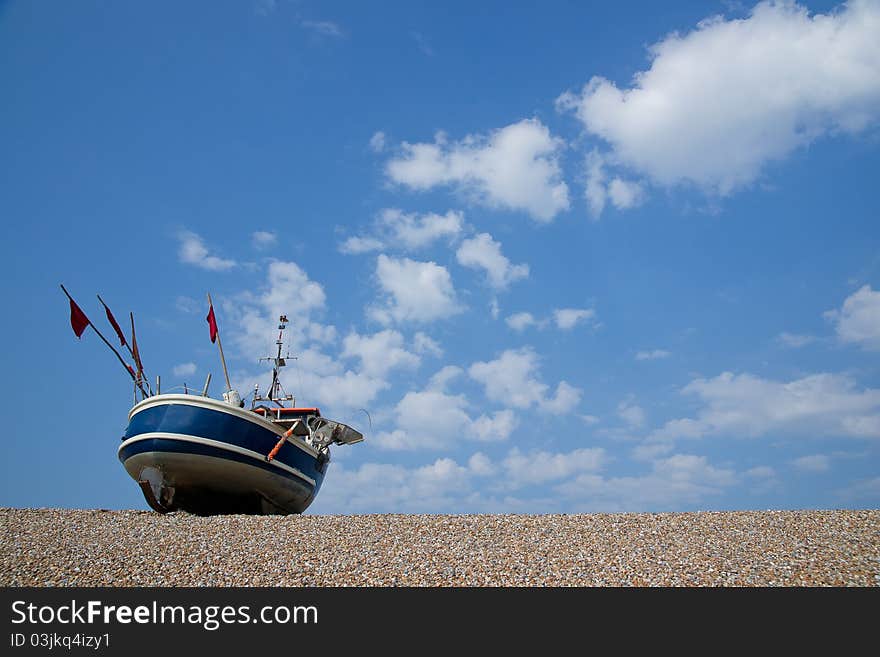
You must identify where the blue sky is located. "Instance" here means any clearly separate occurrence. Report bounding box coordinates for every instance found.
[1,0,879,513]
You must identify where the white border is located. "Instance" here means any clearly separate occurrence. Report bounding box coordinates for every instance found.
[119,431,317,487]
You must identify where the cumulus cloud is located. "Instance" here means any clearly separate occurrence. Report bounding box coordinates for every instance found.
[221,260,386,414]
[825,285,880,350]
[468,347,582,413]
[456,233,529,290]
[558,1,880,196]
[251,231,276,250]
[647,371,880,447]
[341,329,420,378]
[386,119,570,222]
[617,399,646,428]
[556,453,737,512]
[553,308,597,330]
[173,362,197,377]
[340,209,464,254]
[177,230,236,271]
[369,131,386,153]
[370,255,463,324]
[314,448,742,513]
[311,457,479,513]
[339,236,384,255]
[384,208,464,250]
[791,454,831,473]
[506,307,598,332]
[343,208,465,253]
[413,332,443,357]
[835,476,880,503]
[427,365,463,391]
[373,378,519,450]
[583,150,645,218]
[506,312,539,332]
[502,446,606,488]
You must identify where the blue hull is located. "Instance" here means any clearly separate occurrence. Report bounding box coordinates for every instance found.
[118,395,327,515]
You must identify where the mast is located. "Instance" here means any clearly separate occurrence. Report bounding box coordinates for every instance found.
[260,315,293,407]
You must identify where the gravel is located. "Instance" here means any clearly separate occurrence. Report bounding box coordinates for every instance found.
[1,508,877,586]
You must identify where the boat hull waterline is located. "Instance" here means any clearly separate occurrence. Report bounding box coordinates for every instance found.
[118,394,327,515]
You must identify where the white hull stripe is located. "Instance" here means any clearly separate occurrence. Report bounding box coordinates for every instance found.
[128,394,320,458]
[119,431,316,487]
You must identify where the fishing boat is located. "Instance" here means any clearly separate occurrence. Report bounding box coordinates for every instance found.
[62,285,363,515]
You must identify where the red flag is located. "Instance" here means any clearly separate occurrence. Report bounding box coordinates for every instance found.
[206,304,218,343]
[97,295,128,348]
[130,312,144,379]
[68,297,90,338]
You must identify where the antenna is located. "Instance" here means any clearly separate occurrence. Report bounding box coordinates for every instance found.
[259,315,295,406]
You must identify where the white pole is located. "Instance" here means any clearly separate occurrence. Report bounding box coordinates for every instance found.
[207,293,232,392]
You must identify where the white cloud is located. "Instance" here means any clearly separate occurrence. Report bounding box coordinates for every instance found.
[339,209,464,255]
[311,457,475,513]
[648,371,880,445]
[777,332,816,348]
[177,230,236,271]
[455,233,529,290]
[556,453,736,512]
[251,231,276,250]
[369,131,386,153]
[506,312,539,332]
[427,365,462,391]
[791,454,831,472]
[745,466,776,479]
[221,261,387,414]
[380,208,464,250]
[506,308,598,332]
[607,177,645,209]
[413,331,443,357]
[489,298,500,319]
[836,476,880,502]
[261,261,326,318]
[469,409,519,443]
[173,362,197,377]
[373,382,517,450]
[386,119,570,222]
[635,349,671,361]
[468,347,582,413]
[502,446,606,487]
[303,369,388,410]
[370,255,463,324]
[541,382,583,414]
[553,307,597,330]
[582,150,644,218]
[825,285,880,350]
[468,452,496,476]
[558,1,880,195]
[341,329,420,378]
[339,236,384,255]
[584,150,608,218]
[617,399,646,428]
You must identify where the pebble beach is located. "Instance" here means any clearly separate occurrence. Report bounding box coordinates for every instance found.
[2,508,878,586]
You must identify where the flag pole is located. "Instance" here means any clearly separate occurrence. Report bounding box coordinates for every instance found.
[97,294,153,396]
[60,285,149,398]
[207,293,232,392]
